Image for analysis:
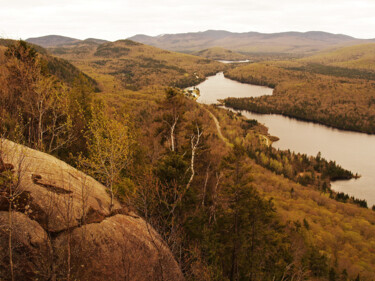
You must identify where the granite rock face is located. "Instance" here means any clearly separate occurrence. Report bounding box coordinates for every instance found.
[1,138,121,232]
[0,139,184,281]
[54,214,184,281]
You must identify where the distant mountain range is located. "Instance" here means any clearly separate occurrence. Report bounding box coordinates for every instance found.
[26,35,109,48]
[128,30,375,54]
[26,31,375,55]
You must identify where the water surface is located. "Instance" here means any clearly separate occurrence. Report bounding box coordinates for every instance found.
[196,72,272,104]
[195,72,375,207]
[217,59,251,64]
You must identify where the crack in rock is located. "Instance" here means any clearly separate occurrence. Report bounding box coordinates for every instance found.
[31,174,73,195]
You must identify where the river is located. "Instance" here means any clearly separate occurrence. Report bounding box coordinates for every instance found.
[194,72,375,207]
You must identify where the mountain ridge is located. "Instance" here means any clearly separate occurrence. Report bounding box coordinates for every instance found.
[128,30,375,54]
[26,31,375,54]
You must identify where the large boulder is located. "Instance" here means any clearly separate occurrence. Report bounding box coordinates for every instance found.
[0,211,52,281]
[54,214,184,281]
[0,138,121,232]
[0,139,184,280]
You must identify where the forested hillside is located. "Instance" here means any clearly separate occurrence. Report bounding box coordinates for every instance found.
[302,43,375,71]
[192,47,248,60]
[1,40,375,280]
[48,39,225,90]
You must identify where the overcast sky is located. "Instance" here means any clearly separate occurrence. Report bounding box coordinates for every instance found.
[1,0,374,41]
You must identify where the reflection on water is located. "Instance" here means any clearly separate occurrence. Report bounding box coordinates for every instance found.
[217,59,251,64]
[194,72,273,104]
[195,72,375,207]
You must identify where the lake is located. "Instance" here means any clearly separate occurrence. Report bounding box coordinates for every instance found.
[217,59,251,64]
[195,72,375,207]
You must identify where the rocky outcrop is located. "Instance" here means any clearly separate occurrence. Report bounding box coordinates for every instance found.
[0,138,121,232]
[0,139,184,281]
[54,215,183,281]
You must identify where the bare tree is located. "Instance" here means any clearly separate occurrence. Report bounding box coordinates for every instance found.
[185,123,202,191]
[201,162,211,207]
[170,124,203,216]
[158,88,185,152]
[132,171,184,281]
[163,115,179,152]
[0,139,28,281]
[49,166,94,281]
[209,172,222,224]
[57,179,74,281]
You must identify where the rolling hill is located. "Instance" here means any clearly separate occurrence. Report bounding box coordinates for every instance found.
[192,46,248,60]
[48,39,225,90]
[302,43,375,71]
[26,35,80,47]
[26,35,109,48]
[128,30,375,54]
[0,39,98,89]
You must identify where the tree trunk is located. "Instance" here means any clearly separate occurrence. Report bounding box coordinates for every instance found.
[230,195,239,281]
[9,201,14,281]
[170,116,178,152]
[186,126,202,191]
[37,99,44,151]
[202,165,210,206]
[110,181,114,212]
[249,216,256,281]
[67,231,71,281]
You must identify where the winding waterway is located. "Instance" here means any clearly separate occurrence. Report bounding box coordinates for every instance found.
[195,72,375,207]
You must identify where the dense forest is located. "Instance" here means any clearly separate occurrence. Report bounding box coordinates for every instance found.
[301,43,375,71]
[192,47,249,61]
[48,39,225,90]
[1,40,375,280]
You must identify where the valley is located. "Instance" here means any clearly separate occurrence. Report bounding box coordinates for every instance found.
[194,72,375,207]
[1,32,375,281]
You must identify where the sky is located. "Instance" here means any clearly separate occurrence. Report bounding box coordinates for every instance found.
[0,0,374,41]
